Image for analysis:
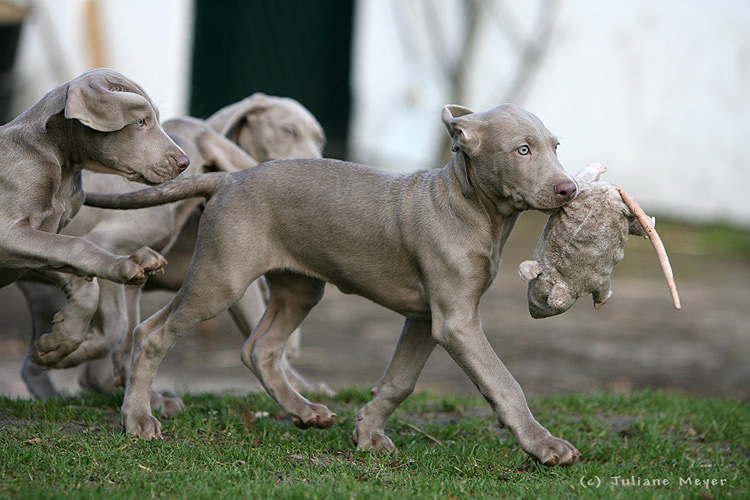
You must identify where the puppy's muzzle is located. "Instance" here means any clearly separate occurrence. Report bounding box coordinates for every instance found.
[175,154,190,173]
[554,180,577,203]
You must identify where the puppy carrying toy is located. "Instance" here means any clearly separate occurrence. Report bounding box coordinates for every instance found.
[518,163,681,318]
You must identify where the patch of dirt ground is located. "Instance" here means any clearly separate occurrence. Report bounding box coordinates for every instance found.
[1,212,748,401]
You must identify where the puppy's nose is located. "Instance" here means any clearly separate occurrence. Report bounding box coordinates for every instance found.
[176,154,190,172]
[555,180,577,202]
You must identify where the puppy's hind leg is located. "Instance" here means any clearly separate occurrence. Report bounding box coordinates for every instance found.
[353,318,436,451]
[228,280,334,396]
[122,267,253,439]
[17,280,66,399]
[55,279,129,368]
[30,271,100,367]
[240,272,334,429]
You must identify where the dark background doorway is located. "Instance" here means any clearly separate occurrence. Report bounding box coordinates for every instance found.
[190,0,354,160]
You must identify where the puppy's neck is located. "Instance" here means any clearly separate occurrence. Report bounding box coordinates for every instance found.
[443,152,520,219]
[433,154,520,249]
[53,116,116,175]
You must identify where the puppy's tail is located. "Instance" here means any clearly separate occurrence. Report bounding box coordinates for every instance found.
[84,172,226,209]
[618,188,681,309]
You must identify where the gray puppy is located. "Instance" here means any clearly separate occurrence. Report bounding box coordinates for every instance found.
[518,163,681,318]
[0,68,188,366]
[18,93,328,407]
[86,103,582,466]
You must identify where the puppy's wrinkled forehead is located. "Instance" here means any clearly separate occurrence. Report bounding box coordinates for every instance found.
[281,100,320,128]
[482,104,554,150]
[97,68,159,119]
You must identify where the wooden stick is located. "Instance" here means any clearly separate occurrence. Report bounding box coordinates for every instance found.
[618,188,681,309]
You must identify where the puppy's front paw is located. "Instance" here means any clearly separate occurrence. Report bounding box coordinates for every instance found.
[53,338,110,369]
[131,246,167,275]
[525,433,580,466]
[352,427,396,452]
[116,247,167,285]
[291,403,337,429]
[32,332,81,367]
[123,411,163,440]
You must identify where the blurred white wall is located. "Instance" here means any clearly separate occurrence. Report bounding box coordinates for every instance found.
[11,0,193,120]
[350,0,750,227]
[8,0,750,227]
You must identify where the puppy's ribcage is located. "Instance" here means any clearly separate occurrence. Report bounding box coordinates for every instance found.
[184,160,494,323]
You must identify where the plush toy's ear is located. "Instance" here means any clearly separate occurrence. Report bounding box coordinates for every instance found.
[441,105,480,155]
[574,163,607,184]
[65,72,151,132]
[518,260,543,282]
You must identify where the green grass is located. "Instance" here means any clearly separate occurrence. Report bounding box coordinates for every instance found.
[1,389,747,499]
[652,218,750,258]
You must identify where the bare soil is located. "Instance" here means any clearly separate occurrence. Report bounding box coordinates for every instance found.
[1,211,748,401]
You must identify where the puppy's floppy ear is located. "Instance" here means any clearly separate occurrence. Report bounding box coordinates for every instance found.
[452,150,475,197]
[441,104,480,155]
[64,72,151,132]
[210,92,271,141]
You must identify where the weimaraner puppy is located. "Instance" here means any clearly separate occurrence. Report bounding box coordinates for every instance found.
[86,104,581,466]
[16,121,252,411]
[145,93,329,393]
[0,68,188,368]
[19,93,329,409]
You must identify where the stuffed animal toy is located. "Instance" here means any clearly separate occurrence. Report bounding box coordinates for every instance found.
[518,163,681,319]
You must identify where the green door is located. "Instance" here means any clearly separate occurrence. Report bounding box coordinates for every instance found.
[190,0,354,159]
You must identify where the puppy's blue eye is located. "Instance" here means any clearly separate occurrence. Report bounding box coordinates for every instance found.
[135,119,146,127]
[516,145,530,155]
